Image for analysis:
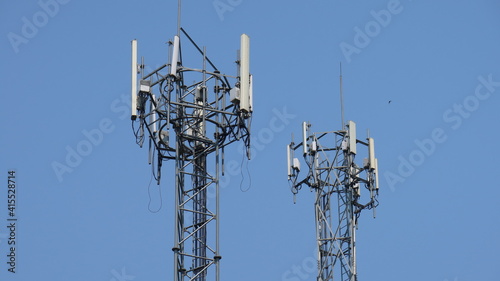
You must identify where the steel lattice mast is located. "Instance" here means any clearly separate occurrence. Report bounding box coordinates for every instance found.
[131,24,252,281]
[287,121,379,281]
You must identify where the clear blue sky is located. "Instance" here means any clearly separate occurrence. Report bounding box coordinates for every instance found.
[1,1,500,281]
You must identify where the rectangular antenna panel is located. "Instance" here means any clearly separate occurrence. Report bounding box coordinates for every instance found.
[375,158,379,189]
[249,74,253,112]
[239,34,250,113]
[348,120,357,154]
[302,122,308,155]
[170,35,180,76]
[368,138,375,169]
[287,144,291,177]
[131,39,138,120]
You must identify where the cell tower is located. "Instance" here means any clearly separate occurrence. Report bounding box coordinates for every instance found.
[130,3,252,281]
[286,77,379,281]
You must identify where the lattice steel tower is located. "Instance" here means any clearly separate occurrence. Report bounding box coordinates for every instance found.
[130,5,252,281]
[287,119,379,281]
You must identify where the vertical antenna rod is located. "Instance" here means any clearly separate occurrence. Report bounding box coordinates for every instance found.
[131,39,138,120]
[177,0,182,36]
[340,62,345,129]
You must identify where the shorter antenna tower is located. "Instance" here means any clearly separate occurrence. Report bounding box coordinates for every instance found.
[287,119,379,281]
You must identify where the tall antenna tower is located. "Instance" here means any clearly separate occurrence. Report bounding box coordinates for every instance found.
[286,102,379,280]
[130,3,252,280]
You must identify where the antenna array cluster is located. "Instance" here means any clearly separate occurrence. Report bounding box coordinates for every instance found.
[131,28,252,281]
[287,120,379,281]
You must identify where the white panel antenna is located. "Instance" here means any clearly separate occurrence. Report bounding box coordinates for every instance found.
[287,144,292,177]
[374,158,379,189]
[249,74,253,112]
[239,34,250,113]
[170,35,180,77]
[302,121,308,155]
[368,138,375,170]
[348,120,357,154]
[131,39,138,120]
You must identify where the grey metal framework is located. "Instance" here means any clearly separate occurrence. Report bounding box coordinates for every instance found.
[131,27,252,281]
[287,121,379,281]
